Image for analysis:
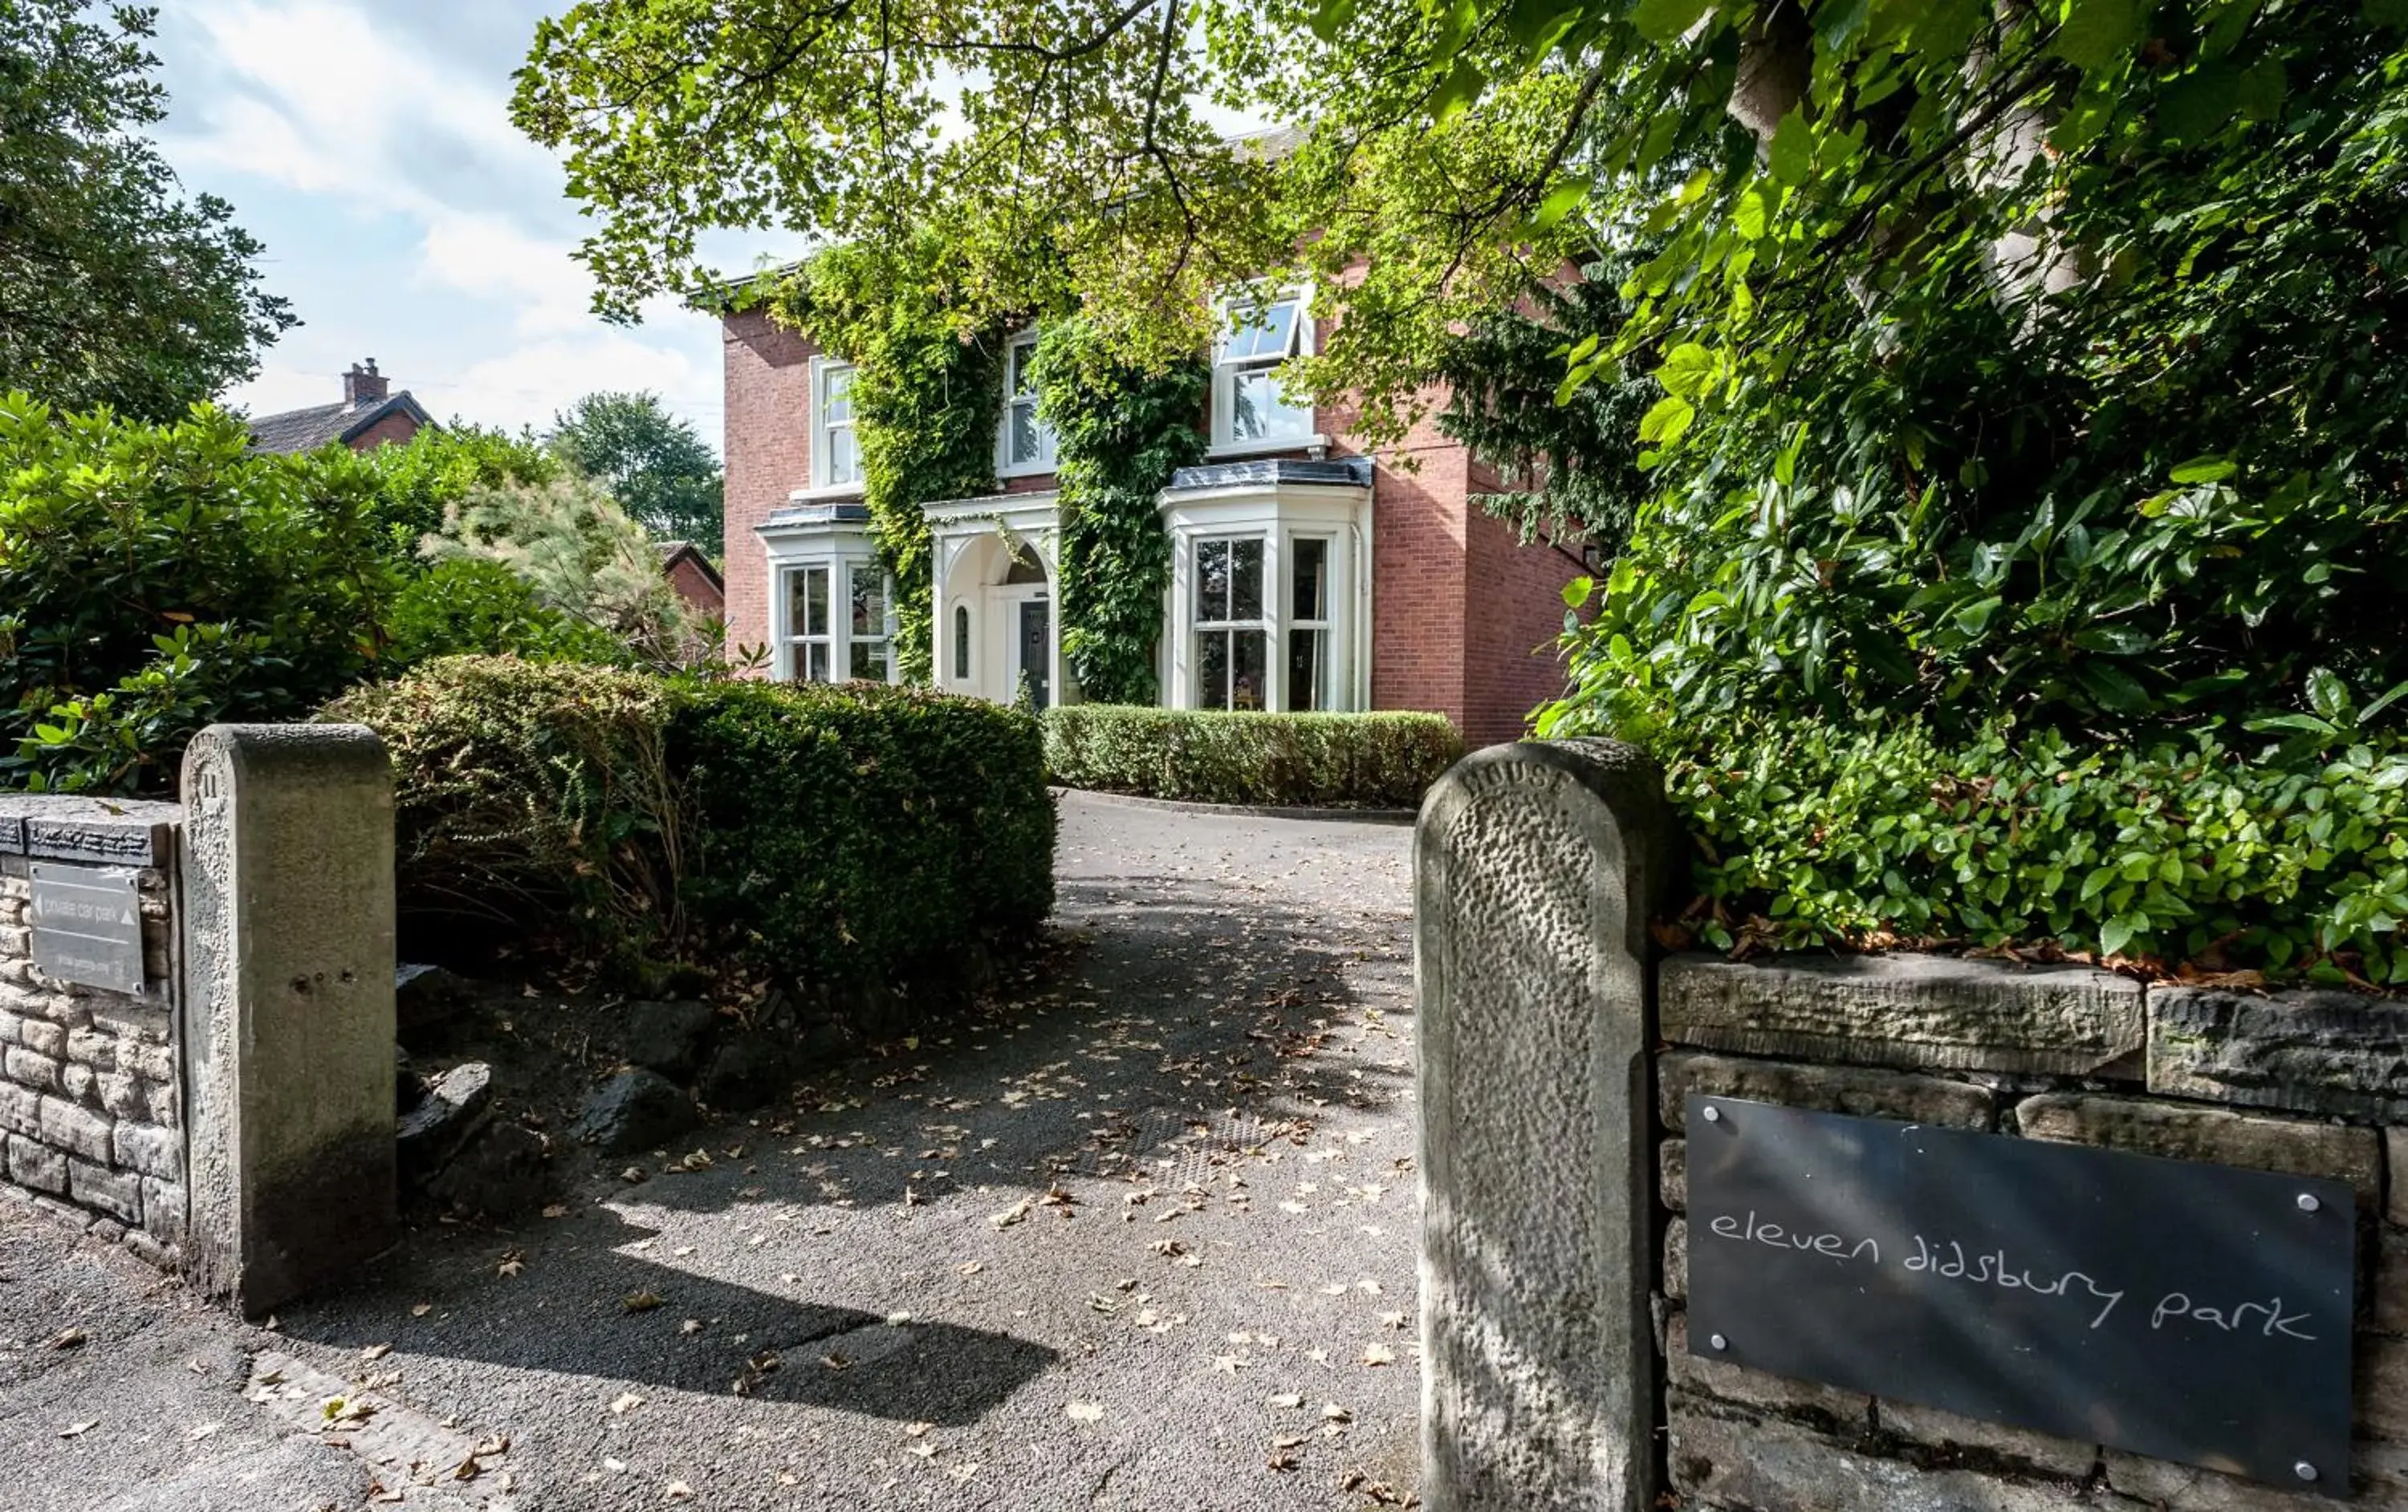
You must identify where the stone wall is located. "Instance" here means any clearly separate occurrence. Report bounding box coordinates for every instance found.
[1655,953,2408,1510]
[0,795,185,1266]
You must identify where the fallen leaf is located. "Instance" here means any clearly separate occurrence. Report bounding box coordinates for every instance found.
[622,1290,665,1314]
[496,1251,526,1278]
[47,1327,87,1350]
[409,1303,433,1319]
[665,1481,695,1501]
[360,1343,392,1361]
[542,1204,569,1219]
[58,1421,97,1439]
[990,1197,1035,1229]
[1065,1401,1104,1423]
[610,1392,645,1416]
[1362,1343,1395,1367]
[1268,1392,1305,1408]
[679,1319,703,1335]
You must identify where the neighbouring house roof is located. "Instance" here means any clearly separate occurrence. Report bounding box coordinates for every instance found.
[245,392,434,454]
[657,540,726,592]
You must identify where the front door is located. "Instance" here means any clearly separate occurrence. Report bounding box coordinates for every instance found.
[1015,597,1051,709]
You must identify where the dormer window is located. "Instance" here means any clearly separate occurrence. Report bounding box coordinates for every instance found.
[999,331,1056,474]
[814,359,860,490]
[1213,287,1314,449]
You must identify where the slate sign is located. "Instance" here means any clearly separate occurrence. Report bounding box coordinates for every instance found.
[28,861,148,994]
[1686,1095,2355,1494]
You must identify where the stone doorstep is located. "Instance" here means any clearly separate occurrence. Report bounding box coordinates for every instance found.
[2150,986,2408,1123]
[1662,953,2146,1078]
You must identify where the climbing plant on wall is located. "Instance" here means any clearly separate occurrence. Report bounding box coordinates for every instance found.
[778,242,1003,681]
[1035,319,1207,705]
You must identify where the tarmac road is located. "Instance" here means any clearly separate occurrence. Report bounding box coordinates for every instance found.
[0,791,1423,1511]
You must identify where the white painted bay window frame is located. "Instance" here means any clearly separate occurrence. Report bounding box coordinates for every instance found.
[1161,476,1371,713]
[759,502,899,685]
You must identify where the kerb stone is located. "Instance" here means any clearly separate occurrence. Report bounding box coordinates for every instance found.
[1416,739,1678,1512]
[2150,986,2408,1120]
[1662,953,2143,1075]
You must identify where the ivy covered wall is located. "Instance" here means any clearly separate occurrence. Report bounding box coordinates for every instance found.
[779,243,1004,681]
[764,242,1206,701]
[1035,319,1208,705]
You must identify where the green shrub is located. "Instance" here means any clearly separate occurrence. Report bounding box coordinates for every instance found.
[328,657,1054,990]
[1655,712,2408,984]
[1043,705,1462,809]
[385,558,629,670]
[0,394,401,793]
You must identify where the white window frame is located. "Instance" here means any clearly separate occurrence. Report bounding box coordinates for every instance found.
[808,357,862,494]
[844,559,894,684]
[782,563,835,682]
[774,558,897,684]
[1283,532,1336,713]
[997,329,1057,476]
[1210,284,1322,457]
[1191,534,1271,711]
[1161,478,1371,713]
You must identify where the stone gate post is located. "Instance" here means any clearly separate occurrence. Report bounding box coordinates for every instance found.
[181,724,397,1315]
[1416,739,1677,1511]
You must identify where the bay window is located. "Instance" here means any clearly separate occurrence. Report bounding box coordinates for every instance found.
[786,564,832,681]
[848,563,892,682]
[1287,537,1332,711]
[1194,536,1268,710]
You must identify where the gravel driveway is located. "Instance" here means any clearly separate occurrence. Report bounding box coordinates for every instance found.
[0,791,1422,1510]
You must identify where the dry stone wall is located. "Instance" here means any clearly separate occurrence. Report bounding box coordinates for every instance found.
[0,795,185,1266]
[1656,953,2408,1510]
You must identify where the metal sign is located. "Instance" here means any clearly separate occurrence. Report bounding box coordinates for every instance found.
[28,862,148,994]
[1686,1095,2354,1494]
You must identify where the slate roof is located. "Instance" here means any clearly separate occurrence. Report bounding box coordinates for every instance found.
[244,392,433,454]
[1165,456,1373,490]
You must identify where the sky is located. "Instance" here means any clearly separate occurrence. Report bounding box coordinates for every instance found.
[148,1,791,449]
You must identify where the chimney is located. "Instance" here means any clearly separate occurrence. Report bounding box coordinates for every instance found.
[344,359,388,406]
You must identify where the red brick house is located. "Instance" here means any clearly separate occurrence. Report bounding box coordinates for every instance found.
[659,541,726,622]
[718,288,1581,746]
[246,360,432,454]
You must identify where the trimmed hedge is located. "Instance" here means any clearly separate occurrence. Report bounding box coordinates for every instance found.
[1043,705,1462,809]
[1658,711,2408,985]
[327,657,1053,990]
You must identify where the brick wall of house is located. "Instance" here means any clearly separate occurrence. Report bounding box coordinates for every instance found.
[714,303,1580,738]
[1460,506,1580,746]
[345,410,423,452]
[665,555,726,622]
[722,309,817,661]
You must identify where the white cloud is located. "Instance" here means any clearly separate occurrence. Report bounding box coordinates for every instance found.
[155,0,726,440]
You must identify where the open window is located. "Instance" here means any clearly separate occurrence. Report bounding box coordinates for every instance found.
[1212,287,1315,451]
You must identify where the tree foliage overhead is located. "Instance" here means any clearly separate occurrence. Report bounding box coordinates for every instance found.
[549,390,724,550]
[0,2,295,419]
[517,0,2408,742]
